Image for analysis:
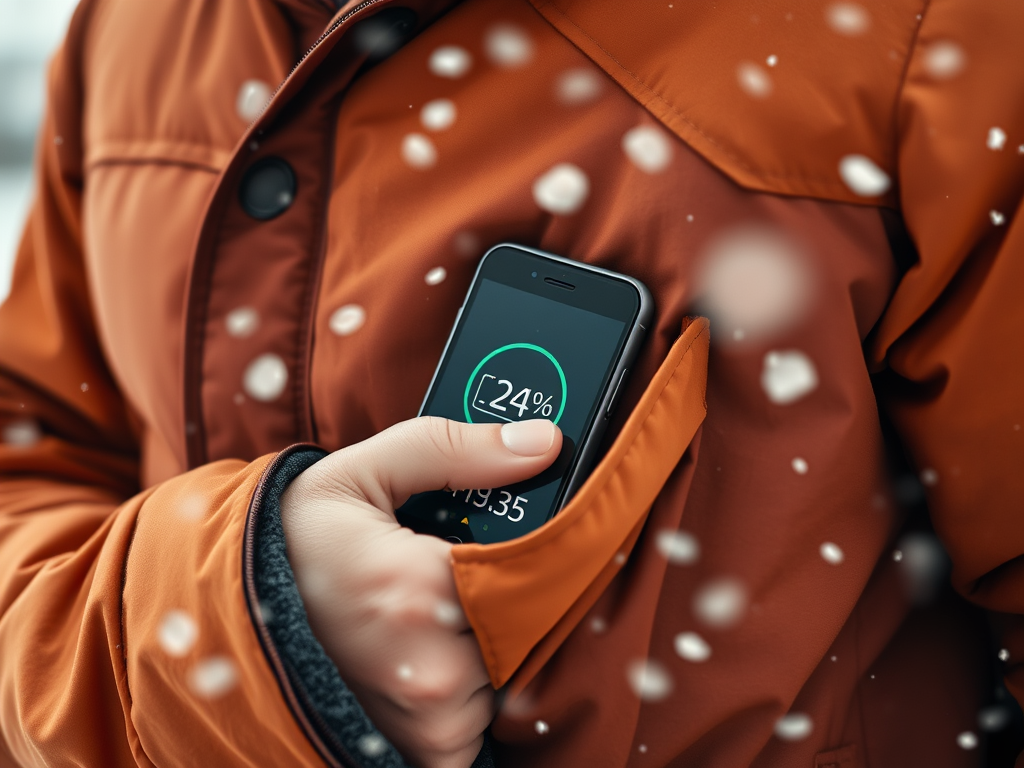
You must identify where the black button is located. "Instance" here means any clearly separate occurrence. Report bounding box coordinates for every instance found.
[352,8,418,61]
[239,157,296,221]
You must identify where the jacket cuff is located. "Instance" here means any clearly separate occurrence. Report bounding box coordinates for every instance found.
[244,444,408,768]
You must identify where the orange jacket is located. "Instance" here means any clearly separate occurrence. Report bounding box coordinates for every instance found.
[1,0,1021,766]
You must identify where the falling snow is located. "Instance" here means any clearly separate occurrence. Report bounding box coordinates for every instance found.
[839,155,891,196]
[533,163,590,215]
[429,46,472,78]
[622,125,674,173]
[2,418,41,447]
[358,733,388,757]
[761,350,819,404]
[329,304,366,336]
[424,266,448,286]
[176,494,205,521]
[655,529,700,565]
[402,133,438,169]
[626,658,674,701]
[792,457,809,475]
[774,712,814,741]
[736,61,773,98]
[243,353,288,402]
[820,542,844,564]
[990,210,1005,226]
[189,656,239,698]
[766,54,778,67]
[987,127,1007,151]
[236,79,271,122]
[485,24,534,68]
[433,599,463,627]
[999,648,1010,662]
[556,68,603,105]
[396,664,414,681]
[923,41,966,79]
[158,610,198,657]
[920,467,939,486]
[826,3,870,35]
[454,231,481,258]
[590,616,608,634]
[674,631,712,662]
[225,306,259,337]
[979,705,1011,732]
[696,226,813,341]
[897,533,948,605]
[420,98,456,131]
[957,731,978,750]
[693,578,748,629]
[534,720,550,734]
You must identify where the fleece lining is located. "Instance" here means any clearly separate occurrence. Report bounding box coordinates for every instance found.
[251,447,494,768]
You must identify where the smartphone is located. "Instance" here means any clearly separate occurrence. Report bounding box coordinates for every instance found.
[396,243,653,544]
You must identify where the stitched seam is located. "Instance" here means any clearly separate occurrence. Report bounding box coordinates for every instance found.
[86,157,222,175]
[460,322,708,566]
[533,1,878,190]
[889,0,931,174]
[462,323,708,679]
[243,447,347,768]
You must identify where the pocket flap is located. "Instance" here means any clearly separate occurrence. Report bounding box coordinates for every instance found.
[451,317,710,687]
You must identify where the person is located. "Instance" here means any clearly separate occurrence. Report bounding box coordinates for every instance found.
[0,0,1021,766]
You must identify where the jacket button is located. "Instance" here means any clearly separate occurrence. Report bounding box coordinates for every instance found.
[239,157,296,220]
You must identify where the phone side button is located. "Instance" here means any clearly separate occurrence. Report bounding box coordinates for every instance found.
[605,369,628,418]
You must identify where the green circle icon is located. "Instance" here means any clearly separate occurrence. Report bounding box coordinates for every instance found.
[463,343,567,425]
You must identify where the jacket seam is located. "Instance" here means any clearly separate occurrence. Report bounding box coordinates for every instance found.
[531,0,893,196]
[86,157,223,175]
[887,0,931,185]
[461,322,709,678]
[242,445,345,768]
[295,95,343,445]
[457,320,708,566]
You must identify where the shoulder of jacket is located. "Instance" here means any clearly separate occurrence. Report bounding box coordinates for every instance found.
[528,0,1016,208]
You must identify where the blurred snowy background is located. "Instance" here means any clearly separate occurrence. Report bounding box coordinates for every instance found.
[0,0,80,302]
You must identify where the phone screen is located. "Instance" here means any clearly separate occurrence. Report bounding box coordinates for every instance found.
[397,247,641,544]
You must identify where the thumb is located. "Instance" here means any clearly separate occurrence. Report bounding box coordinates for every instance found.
[327,416,562,510]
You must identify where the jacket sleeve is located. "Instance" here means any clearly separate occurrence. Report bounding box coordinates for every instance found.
[872,0,1024,720]
[0,13,408,768]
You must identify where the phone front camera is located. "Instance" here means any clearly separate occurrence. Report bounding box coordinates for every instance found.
[531,271,538,278]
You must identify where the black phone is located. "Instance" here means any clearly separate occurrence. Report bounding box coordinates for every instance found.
[396,243,654,544]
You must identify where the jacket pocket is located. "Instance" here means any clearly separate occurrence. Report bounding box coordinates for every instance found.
[450,317,710,688]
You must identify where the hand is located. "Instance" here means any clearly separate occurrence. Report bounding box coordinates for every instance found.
[280,417,562,768]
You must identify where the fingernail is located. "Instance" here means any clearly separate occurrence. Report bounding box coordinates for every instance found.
[501,419,556,456]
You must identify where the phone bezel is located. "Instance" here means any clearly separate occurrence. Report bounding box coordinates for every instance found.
[414,243,654,535]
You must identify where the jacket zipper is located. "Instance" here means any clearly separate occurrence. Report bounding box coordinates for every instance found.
[184,0,389,469]
[243,445,359,768]
[260,0,386,121]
